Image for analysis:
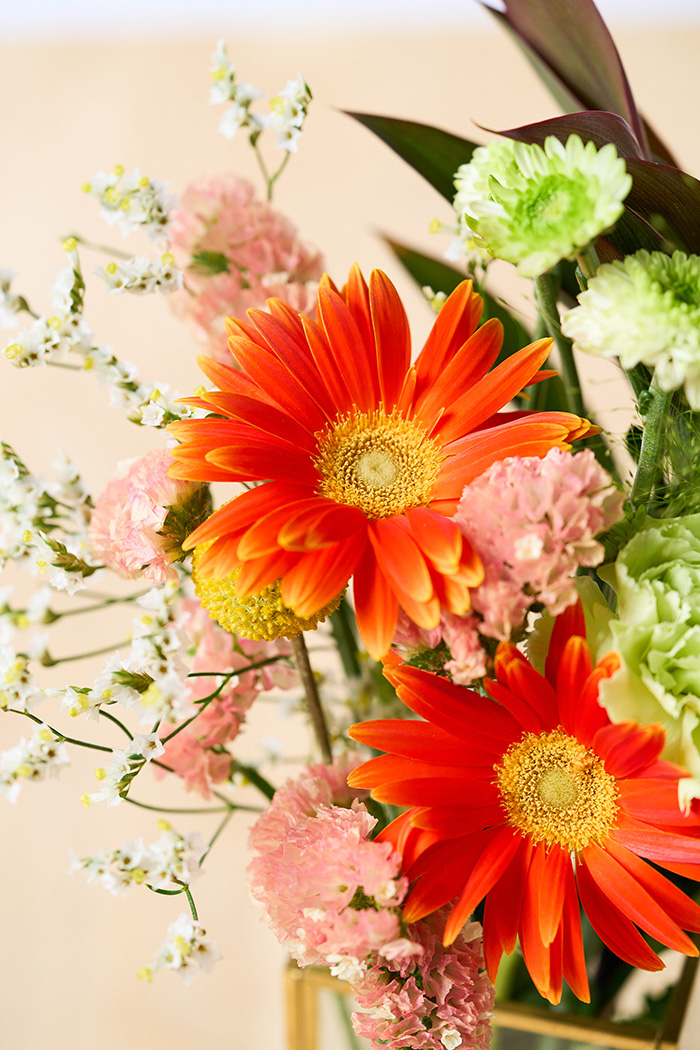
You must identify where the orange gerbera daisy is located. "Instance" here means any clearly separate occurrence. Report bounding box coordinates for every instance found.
[348,601,700,1004]
[170,265,594,658]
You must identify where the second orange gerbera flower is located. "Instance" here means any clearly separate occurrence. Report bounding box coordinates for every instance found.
[170,265,594,658]
[348,603,700,1003]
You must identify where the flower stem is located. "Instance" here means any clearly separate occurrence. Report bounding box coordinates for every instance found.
[184,886,198,922]
[125,798,234,815]
[630,378,672,510]
[52,592,148,619]
[67,234,133,260]
[41,639,131,666]
[534,272,585,418]
[576,243,600,282]
[291,633,333,764]
[17,710,113,752]
[267,152,291,200]
[99,709,134,739]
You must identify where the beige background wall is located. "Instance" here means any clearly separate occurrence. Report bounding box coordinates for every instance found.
[2,17,700,1050]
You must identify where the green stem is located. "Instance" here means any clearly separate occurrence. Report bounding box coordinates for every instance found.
[630,378,672,510]
[291,634,333,764]
[53,592,147,619]
[150,757,240,810]
[205,808,235,855]
[125,799,235,815]
[162,656,289,745]
[46,361,82,371]
[577,242,600,282]
[98,709,134,739]
[534,272,585,417]
[184,886,198,922]
[41,639,131,666]
[17,710,113,752]
[330,599,362,679]
[68,234,133,260]
[267,152,291,200]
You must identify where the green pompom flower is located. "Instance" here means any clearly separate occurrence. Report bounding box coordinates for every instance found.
[452,134,631,277]
[562,250,700,408]
[598,514,700,807]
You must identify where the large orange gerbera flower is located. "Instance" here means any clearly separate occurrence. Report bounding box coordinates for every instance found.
[170,265,594,658]
[348,602,700,1004]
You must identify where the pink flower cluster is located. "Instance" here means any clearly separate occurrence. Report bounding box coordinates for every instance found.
[352,910,494,1050]
[168,174,324,363]
[161,600,295,798]
[459,447,624,638]
[395,449,624,684]
[248,756,407,967]
[89,449,198,584]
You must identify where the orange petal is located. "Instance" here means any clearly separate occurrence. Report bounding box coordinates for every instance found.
[352,543,399,660]
[369,269,411,407]
[281,532,365,617]
[444,827,522,945]
[369,518,434,604]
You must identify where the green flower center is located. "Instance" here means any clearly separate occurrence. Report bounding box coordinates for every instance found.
[512,174,590,240]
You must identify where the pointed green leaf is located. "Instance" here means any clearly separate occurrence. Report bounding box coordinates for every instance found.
[344,112,477,202]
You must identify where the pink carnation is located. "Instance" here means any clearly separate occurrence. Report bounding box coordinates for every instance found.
[456,448,625,639]
[248,758,406,966]
[393,611,488,687]
[352,910,494,1050]
[89,449,201,584]
[159,599,295,798]
[168,174,324,363]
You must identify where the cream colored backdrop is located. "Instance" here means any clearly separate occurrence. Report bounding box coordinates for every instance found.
[1,20,700,1050]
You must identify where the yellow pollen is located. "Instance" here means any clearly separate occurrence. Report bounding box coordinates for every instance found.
[315,409,443,520]
[192,543,343,640]
[495,728,619,852]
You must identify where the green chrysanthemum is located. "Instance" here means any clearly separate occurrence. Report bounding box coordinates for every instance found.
[597,514,700,808]
[192,542,343,641]
[453,135,631,277]
[562,250,700,408]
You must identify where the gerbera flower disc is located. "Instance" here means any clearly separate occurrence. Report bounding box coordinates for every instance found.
[348,601,700,1004]
[170,265,594,658]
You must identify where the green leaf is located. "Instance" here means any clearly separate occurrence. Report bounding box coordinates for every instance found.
[189,251,231,276]
[344,112,477,202]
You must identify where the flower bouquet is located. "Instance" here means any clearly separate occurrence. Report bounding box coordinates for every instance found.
[3,1,700,1047]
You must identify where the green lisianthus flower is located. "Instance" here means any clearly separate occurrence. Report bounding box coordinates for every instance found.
[598,514,700,807]
[452,134,631,277]
[562,250,700,409]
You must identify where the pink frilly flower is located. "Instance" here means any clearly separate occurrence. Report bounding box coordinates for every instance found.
[457,447,625,639]
[89,449,204,584]
[352,910,494,1050]
[168,173,324,363]
[248,756,407,966]
[159,599,295,798]
[393,448,623,684]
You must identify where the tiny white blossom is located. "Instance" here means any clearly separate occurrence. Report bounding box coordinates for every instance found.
[96,253,182,296]
[83,165,177,243]
[0,725,69,801]
[141,913,221,985]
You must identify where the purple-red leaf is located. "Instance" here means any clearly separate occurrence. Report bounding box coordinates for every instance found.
[496,111,645,160]
[624,160,700,255]
[481,0,676,165]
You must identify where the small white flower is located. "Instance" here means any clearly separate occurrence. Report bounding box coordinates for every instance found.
[144,912,221,984]
[0,725,69,801]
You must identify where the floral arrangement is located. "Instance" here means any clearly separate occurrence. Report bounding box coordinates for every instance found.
[3,2,700,1047]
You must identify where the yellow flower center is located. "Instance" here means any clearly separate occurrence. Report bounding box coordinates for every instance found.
[495,728,618,852]
[314,410,443,519]
[192,544,344,639]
